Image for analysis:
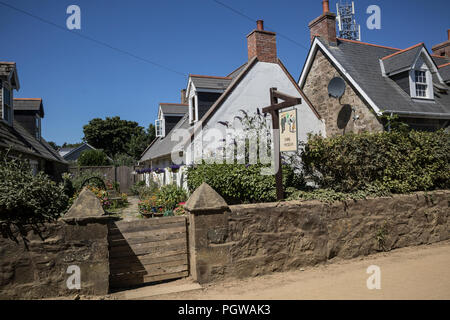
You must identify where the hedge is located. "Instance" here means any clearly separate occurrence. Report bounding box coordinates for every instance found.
[301,130,450,193]
[186,163,303,204]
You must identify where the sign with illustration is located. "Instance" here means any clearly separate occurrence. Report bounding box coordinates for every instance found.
[279,109,298,152]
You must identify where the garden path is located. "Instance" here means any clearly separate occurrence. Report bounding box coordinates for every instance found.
[120,196,141,221]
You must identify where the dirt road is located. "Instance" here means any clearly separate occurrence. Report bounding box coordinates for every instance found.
[149,241,450,300]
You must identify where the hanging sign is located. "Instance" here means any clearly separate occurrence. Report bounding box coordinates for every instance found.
[279,109,298,152]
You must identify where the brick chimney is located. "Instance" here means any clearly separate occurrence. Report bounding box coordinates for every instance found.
[432,29,450,57]
[181,89,187,104]
[308,0,337,44]
[246,20,277,63]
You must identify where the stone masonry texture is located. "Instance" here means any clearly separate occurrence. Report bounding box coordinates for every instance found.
[188,190,449,284]
[302,50,384,136]
[0,220,109,299]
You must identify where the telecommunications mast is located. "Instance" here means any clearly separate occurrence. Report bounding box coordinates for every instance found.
[336,1,361,41]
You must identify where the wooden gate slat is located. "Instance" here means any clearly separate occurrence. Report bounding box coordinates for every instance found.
[108,216,189,288]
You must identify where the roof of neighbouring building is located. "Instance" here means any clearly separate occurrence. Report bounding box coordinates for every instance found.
[303,37,450,118]
[438,63,450,83]
[189,74,233,90]
[13,98,44,117]
[0,61,20,89]
[381,43,424,75]
[159,103,188,115]
[0,120,66,163]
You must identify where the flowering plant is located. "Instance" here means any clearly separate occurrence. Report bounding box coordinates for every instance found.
[168,164,181,172]
[153,168,165,174]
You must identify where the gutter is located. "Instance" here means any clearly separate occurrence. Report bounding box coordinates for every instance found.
[383,110,450,119]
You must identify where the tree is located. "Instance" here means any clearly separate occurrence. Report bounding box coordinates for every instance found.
[78,149,111,166]
[61,142,83,149]
[147,123,156,144]
[48,141,60,151]
[83,116,146,157]
[83,117,156,160]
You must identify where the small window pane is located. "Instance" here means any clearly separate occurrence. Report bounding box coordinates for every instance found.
[415,71,426,83]
[415,84,427,97]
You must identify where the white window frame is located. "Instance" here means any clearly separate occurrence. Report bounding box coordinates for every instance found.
[35,115,41,140]
[409,54,434,100]
[189,93,198,124]
[155,118,165,137]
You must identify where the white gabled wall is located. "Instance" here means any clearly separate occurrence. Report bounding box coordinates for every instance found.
[186,61,325,164]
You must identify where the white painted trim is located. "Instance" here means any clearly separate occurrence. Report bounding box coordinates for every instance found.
[195,88,226,93]
[298,38,383,115]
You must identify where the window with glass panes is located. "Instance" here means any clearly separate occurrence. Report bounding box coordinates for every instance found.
[155,119,164,137]
[414,70,427,97]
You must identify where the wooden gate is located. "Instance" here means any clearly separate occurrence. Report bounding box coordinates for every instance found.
[108,216,189,289]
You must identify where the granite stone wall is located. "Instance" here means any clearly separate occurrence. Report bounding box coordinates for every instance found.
[302,50,384,136]
[0,219,109,299]
[187,189,449,284]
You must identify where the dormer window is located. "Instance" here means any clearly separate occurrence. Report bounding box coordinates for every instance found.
[409,68,433,100]
[155,118,164,137]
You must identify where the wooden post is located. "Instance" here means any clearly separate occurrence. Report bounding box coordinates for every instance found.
[262,87,302,201]
[270,88,284,201]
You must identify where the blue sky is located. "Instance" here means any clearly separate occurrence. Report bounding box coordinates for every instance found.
[1,0,449,145]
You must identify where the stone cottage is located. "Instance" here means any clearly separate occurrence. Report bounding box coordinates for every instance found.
[298,0,450,135]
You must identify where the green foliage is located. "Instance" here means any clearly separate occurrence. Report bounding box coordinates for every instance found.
[301,130,450,193]
[62,172,75,198]
[286,187,391,204]
[113,153,136,167]
[47,141,60,151]
[157,184,188,210]
[0,152,68,223]
[186,163,300,204]
[130,180,159,200]
[82,116,152,159]
[70,170,107,192]
[78,149,111,166]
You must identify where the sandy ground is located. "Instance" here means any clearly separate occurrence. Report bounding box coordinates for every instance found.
[144,241,450,300]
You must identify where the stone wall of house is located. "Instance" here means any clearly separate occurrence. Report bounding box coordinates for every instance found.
[302,50,384,136]
[0,219,110,299]
[187,186,449,284]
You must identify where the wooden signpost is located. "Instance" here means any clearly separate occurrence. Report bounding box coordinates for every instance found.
[262,87,302,201]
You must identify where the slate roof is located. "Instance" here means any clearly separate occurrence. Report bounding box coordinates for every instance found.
[439,64,450,83]
[13,98,44,117]
[140,65,249,163]
[190,75,232,90]
[0,120,66,163]
[381,43,424,75]
[317,38,450,118]
[140,113,191,162]
[160,103,188,115]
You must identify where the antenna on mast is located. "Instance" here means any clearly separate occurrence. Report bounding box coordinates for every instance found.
[336,1,361,41]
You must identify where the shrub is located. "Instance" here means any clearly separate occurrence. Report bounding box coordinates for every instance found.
[70,170,107,192]
[0,152,68,223]
[186,163,301,204]
[78,149,111,166]
[113,153,135,166]
[157,184,188,210]
[301,130,450,193]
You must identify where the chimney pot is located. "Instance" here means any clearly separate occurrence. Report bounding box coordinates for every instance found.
[448,29,450,41]
[257,20,264,31]
[322,0,330,13]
